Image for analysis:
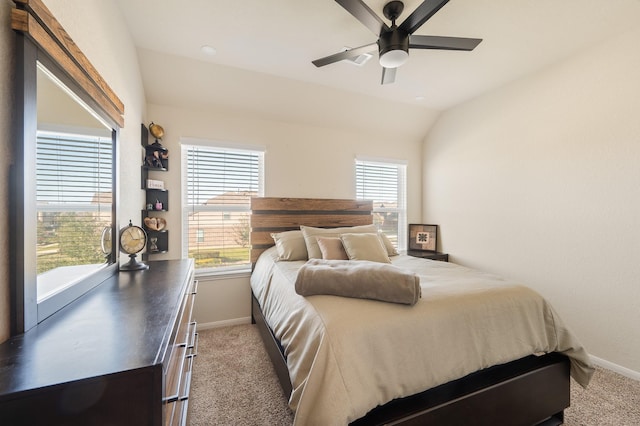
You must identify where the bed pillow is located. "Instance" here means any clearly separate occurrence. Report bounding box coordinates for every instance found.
[378,232,399,256]
[316,237,349,260]
[340,233,391,263]
[271,230,308,261]
[300,224,378,259]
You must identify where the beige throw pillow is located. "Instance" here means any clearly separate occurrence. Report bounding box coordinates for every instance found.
[271,230,308,261]
[300,224,378,259]
[378,231,399,256]
[316,237,349,260]
[340,233,391,263]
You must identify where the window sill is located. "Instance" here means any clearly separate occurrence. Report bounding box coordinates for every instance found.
[194,267,251,280]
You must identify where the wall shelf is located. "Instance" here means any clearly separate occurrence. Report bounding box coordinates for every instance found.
[141,123,169,261]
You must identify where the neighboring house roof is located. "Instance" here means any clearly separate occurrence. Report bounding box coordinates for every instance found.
[202,191,257,206]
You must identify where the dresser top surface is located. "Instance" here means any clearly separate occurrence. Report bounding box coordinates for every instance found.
[0,259,194,398]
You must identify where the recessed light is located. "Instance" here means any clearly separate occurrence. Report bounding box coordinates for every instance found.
[415,96,425,101]
[201,45,217,56]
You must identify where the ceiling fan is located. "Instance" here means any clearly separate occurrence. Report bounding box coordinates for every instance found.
[312,0,482,84]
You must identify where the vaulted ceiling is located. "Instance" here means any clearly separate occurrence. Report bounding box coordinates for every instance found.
[116,0,640,124]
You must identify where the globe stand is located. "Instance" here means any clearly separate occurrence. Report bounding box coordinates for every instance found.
[119,253,149,271]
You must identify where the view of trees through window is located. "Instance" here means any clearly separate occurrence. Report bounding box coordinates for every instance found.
[356,159,407,250]
[36,131,112,276]
[37,213,109,274]
[186,208,252,269]
[183,144,264,271]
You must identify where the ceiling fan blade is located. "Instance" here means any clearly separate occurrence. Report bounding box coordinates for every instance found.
[398,0,449,35]
[381,67,396,85]
[312,43,377,67]
[409,35,482,51]
[335,0,389,36]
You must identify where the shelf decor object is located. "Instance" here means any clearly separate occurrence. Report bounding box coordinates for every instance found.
[144,122,168,170]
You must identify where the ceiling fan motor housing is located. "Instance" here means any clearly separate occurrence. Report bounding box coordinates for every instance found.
[378,29,409,62]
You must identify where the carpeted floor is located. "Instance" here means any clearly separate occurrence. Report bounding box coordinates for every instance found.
[190,324,294,426]
[190,324,640,426]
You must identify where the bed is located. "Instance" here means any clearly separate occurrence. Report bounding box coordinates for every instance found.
[249,197,593,426]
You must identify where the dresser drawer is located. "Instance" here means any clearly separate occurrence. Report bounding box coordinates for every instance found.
[164,279,198,425]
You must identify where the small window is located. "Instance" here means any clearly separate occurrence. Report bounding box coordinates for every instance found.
[182,141,264,273]
[355,158,407,250]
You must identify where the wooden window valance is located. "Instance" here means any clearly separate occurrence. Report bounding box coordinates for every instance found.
[11,0,125,128]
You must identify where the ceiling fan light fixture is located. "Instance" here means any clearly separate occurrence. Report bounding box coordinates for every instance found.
[378,27,410,68]
[379,49,408,68]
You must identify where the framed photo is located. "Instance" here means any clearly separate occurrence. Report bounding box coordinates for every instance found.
[408,224,438,252]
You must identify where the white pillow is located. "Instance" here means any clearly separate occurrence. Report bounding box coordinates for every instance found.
[271,230,308,261]
[300,224,378,259]
[340,233,391,263]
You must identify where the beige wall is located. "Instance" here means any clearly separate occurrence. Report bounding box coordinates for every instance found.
[423,26,640,374]
[0,0,145,340]
[192,273,253,329]
[147,101,427,327]
[147,102,426,258]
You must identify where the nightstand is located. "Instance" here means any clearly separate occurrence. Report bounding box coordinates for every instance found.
[407,250,449,262]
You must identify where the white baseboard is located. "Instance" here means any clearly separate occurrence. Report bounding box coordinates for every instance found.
[196,317,252,331]
[590,355,640,381]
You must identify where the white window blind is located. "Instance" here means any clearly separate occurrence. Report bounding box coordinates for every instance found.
[355,158,407,251]
[182,143,264,272]
[36,130,113,278]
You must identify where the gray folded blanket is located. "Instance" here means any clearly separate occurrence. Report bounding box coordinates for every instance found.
[295,259,421,305]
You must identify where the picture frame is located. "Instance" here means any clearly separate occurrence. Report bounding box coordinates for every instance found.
[408,224,438,252]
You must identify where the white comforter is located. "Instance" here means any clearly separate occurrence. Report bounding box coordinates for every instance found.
[251,248,594,426]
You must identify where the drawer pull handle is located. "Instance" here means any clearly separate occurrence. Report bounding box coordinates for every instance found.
[189,332,199,357]
[163,345,188,403]
[179,356,194,401]
[191,280,198,295]
[187,322,197,349]
[179,399,190,425]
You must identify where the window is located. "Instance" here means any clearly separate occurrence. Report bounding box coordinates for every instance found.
[182,141,264,273]
[355,158,407,251]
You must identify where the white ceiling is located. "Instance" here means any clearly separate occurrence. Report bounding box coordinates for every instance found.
[116,0,640,112]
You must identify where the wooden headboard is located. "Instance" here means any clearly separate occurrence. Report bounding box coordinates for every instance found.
[250,197,373,265]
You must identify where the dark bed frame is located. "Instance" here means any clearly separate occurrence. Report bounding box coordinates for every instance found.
[250,197,570,426]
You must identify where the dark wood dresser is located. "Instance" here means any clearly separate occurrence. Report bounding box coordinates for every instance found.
[0,259,197,425]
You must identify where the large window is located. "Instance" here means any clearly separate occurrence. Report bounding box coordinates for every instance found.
[356,158,407,251]
[182,141,264,273]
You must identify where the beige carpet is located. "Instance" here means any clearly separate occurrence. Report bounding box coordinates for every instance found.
[190,324,294,426]
[190,324,639,425]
